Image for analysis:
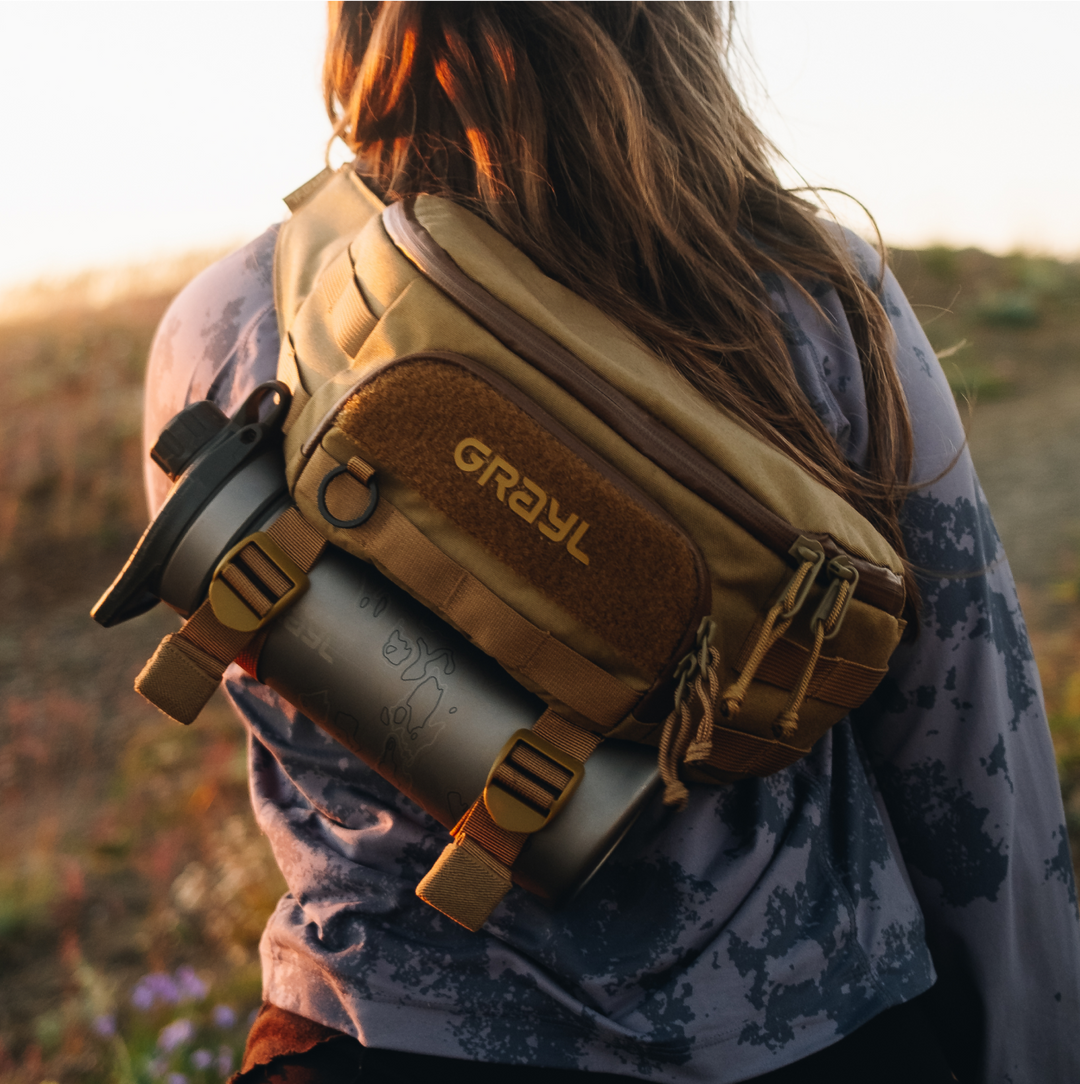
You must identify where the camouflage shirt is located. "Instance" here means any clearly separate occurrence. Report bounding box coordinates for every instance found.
[144,224,1080,1083]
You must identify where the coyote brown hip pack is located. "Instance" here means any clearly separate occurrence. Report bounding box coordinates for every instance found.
[137,165,907,930]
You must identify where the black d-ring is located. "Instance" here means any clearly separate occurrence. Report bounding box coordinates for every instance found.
[317,465,379,529]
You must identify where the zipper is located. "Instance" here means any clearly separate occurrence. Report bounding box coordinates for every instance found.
[384,199,905,617]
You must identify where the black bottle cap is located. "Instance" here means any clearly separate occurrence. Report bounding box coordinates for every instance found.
[150,400,229,480]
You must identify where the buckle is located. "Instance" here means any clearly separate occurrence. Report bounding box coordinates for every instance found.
[483,730,585,834]
[208,531,309,633]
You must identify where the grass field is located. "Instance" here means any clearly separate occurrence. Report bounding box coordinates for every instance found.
[0,245,1078,1082]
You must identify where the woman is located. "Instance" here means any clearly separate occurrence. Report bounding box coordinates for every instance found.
[144,4,1079,1081]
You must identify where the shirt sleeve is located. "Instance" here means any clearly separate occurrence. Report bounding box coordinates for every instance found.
[848,254,1080,1083]
[143,226,280,516]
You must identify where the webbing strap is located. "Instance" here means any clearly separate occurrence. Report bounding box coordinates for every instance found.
[135,507,325,724]
[415,709,603,930]
[319,468,640,730]
[455,799,528,867]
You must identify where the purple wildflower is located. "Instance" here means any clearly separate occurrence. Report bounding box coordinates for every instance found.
[174,965,207,1002]
[158,1017,196,1052]
[134,971,181,1009]
[216,1046,235,1075]
[92,1013,117,1038]
[211,1004,236,1029]
[150,973,181,1003]
[166,1074,188,1084]
[190,1048,213,1070]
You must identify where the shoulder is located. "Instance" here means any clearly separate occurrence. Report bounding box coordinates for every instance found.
[843,229,967,487]
[766,225,965,485]
[145,225,280,415]
[143,226,281,514]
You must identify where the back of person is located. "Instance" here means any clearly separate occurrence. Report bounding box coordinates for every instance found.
[142,3,1080,1081]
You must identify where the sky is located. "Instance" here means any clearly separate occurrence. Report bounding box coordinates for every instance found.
[0,1,1078,296]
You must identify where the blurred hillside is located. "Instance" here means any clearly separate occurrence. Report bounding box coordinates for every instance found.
[0,244,1078,1081]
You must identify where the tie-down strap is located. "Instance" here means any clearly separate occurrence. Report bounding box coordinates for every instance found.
[135,506,326,724]
[416,708,603,931]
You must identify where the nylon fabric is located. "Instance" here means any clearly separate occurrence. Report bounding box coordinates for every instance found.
[424,707,606,929]
[267,507,327,571]
[415,835,516,933]
[755,641,886,709]
[244,544,296,597]
[179,598,254,663]
[134,635,223,726]
[221,562,275,616]
[276,172,908,791]
[406,196,903,572]
[492,762,562,810]
[532,708,604,762]
[506,743,573,790]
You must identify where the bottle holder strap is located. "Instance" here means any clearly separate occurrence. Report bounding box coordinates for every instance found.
[416,709,603,930]
[134,507,326,725]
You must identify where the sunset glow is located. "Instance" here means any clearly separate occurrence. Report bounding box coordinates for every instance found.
[1,2,1077,296]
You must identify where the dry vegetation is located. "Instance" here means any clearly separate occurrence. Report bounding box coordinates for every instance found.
[0,246,1078,1082]
[0,278,282,1083]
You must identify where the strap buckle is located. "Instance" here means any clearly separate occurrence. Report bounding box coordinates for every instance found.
[483,729,585,834]
[208,531,309,633]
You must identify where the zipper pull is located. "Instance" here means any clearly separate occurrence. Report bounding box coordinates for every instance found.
[773,557,860,739]
[658,617,718,809]
[720,537,825,720]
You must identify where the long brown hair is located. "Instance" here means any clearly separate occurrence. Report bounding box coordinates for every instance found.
[323,1,915,582]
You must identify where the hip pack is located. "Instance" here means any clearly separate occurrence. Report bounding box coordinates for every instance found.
[126,166,907,930]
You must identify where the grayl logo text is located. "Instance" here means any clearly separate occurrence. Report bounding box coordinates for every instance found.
[453,437,590,566]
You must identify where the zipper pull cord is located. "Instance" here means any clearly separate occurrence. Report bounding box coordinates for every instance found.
[720,539,826,721]
[773,559,858,740]
[658,617,718,809]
